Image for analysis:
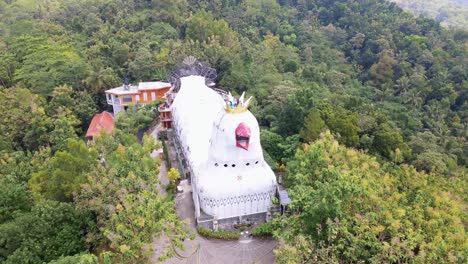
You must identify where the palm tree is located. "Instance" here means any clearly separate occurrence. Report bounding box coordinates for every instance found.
[403,89,423,108]
[374,83,394,102]
[83,60,119,93]
[394,76,411,96]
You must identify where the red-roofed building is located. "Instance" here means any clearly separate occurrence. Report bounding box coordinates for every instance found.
[86,111,115,141]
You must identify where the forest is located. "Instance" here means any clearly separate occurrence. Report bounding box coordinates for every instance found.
[0,0,466,263]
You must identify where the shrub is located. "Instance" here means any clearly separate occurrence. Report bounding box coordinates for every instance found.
[158,130,168,141]
[252,222,274,237]
[271,197,279,205]
[161,139,171,169]
[197,226,240,240]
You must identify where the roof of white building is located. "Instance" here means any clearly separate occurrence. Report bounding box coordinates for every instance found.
[171,76,225,169]
[105,85,139,95]
[138,81,171,90]
[105,81,171,95]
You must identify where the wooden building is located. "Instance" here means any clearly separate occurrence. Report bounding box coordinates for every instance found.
[105,81,172,115]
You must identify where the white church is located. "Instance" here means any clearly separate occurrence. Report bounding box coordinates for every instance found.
[168,57,278,225]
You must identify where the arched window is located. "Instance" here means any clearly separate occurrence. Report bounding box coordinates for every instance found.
[235,123,251,150]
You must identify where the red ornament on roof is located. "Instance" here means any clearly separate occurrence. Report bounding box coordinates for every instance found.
[235,123,251,151]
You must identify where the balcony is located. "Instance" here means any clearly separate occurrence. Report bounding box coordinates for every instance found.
[158,104,171,112]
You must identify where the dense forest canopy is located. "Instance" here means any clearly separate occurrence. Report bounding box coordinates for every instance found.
[389,0,468,29]
[0,0,466,263]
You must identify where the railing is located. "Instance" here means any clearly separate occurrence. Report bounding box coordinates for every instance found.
[212,87,228,95]
[158,105,171,112]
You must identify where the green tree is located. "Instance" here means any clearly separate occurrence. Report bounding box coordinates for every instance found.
[83,60,119,93]
[29,138,98,202]
[0,87,52,151]
[0,178,31,224]
[260,129,284,162]
[128,46,155,82]
[276,131,465,263]
[75,132,187,262]
[299,109,327,143]
[0,200,86,264]
[186,10,238,47]
[12,36,87,96]
[167,168,181,182]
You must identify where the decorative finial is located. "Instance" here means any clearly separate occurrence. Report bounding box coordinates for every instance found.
[123,77,130,90]
[170,56,217,92]
[183,56,197,65]
[225,92,253,114]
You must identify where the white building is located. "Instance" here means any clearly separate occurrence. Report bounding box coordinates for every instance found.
[105,81,171,115]
[170,72,277,221]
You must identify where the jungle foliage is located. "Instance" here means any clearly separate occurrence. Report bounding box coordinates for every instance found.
[0,0,466,263]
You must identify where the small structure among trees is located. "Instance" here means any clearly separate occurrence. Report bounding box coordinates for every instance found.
[85,111,114,141]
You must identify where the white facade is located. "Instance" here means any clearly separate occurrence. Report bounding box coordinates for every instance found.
[171,76,277,220]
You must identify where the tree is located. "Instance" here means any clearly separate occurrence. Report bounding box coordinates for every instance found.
[260,129,284,162]
[371,123,409,159]
[73,91,99,133]
[83,60,119,93]
[0,178,31,224]
[320,105,360,147]
[185,10,237,48]
[275,131,465,263]
[75,132,187,262]
[167,168,181,182]
[0,87,52,151]
[29,138,98,202]
[0,51,16,88]
[0,200,86,264]
[128,46,155,82]
[12,36,87,96]
[115,102,160,134]
[299,109,327,143]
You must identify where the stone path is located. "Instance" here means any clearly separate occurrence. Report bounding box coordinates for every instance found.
[165,236,276,264]
[160,180,277,264]
[149,127,277,264]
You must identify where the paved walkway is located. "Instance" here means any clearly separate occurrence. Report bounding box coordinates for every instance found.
[161,180,277,264]
[149,126,277,264]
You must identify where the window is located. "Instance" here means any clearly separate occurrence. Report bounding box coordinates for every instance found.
[235,123,251,150]
[106,94,111,101]
[143,92,148,101]
[151,92,156,101]
[123,96,132,103]
[136,95,140,102]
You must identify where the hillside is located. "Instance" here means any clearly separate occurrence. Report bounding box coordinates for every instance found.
[389,0,468,29]
[0,0,466,263]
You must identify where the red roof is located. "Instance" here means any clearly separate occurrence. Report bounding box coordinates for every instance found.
[86,111,115,138]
